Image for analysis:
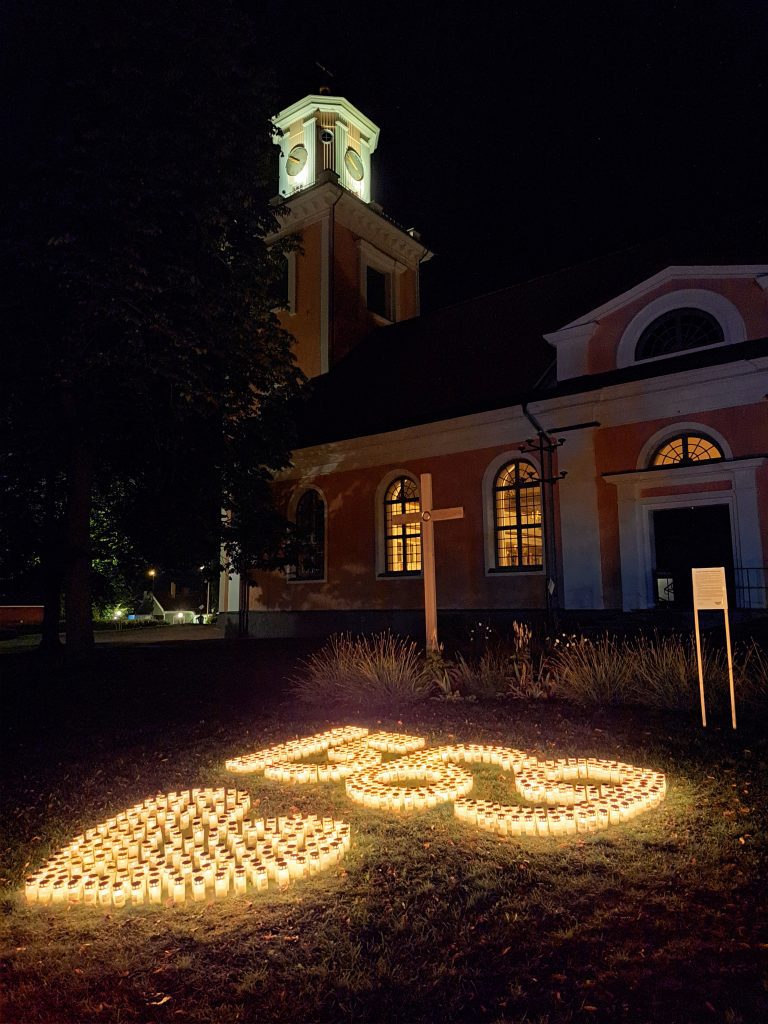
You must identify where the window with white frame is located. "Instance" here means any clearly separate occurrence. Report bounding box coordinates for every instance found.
[492,460,543,571]
[290,489,325,581]
[383,476,421,574]
[650,433,724,467]
[359,240,397,322]
[635,308,723,361]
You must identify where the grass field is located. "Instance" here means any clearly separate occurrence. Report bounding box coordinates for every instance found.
[1,638,766,1023]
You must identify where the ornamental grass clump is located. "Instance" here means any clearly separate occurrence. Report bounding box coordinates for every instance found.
[735,639,768,704]
[625,632,719,709]
[448,650,510,698]
[549,633,634,705]
[291,632,432,706]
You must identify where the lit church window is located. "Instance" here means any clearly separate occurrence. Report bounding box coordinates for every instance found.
[651,433,724,466]
[493,461,543,570]
[634,308,724,361]
[384,476,421,574]
[293,490,325,580]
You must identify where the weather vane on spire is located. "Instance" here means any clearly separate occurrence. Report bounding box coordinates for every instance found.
[315,60,335,95]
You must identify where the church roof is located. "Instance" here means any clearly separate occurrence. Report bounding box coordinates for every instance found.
[296,216,767,446]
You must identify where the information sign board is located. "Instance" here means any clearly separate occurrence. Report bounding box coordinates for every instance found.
[691,567,736,729]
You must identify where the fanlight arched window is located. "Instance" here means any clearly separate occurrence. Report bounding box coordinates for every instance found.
[384,476,421,574]
[634,308,724,361]
[651,433,724,467]
[493,460,543,570]
[293,490,325,580]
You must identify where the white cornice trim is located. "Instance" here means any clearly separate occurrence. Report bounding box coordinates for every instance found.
[543,321,598,380]
[555,266,768,332]
[543,321,599,349]
[268,183,432,269]
[282,354,768,480]
[603,456,767,488]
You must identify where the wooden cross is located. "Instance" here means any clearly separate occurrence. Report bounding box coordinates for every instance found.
[391,473,464,652]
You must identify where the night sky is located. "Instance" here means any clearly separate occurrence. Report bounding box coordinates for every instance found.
[267,0,767,312]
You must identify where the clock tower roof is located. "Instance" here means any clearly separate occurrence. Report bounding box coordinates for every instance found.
[273,94,380,151]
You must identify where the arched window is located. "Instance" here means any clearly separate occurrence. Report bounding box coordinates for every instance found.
[384,476,421,574]
[651,433,724,467]
[634,308,724,361]
[493,461,543,570]
[293,490,325,580]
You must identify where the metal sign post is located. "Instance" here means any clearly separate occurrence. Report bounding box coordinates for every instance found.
[691,567,737,729]
[391,473,464,653]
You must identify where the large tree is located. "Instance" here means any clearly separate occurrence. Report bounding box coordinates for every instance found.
[1,1,303,650]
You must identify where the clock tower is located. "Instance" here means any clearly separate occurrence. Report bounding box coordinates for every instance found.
[269,93,432,378]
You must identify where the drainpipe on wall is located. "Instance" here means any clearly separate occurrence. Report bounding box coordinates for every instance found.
[521,402,563,632]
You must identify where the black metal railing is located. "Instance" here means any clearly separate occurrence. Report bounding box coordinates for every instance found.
[653,566,767,610]
[734,567,767,610]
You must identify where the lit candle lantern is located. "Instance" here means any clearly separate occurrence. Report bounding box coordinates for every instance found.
[276,861,290,889]
[172,875,186,904]
[148,874,162,904]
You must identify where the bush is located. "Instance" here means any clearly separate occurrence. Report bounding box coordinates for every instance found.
[448,649,510,698]
[735,639,768,705]
[624,632,717,709]
[549,631,768,710]
[291,632,433,707]
[549,633,633,705]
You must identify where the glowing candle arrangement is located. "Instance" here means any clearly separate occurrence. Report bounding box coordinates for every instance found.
[345,750,475,811]
[225,726,370,776]
[225,727,426,784]
[224,728,666,836]
[23,788,351,909]
[452,748,667,837]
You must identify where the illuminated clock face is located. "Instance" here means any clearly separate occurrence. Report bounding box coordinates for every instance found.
[286,145,308,176]
[344,148,364,181]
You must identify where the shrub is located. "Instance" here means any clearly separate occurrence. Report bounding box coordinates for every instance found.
[549,633,633,705]
[448,649,510,698]
[441,622,556,700]
[624,632,721,709]
[735,639,768,705]
[548,631,768,711]
[291,632,433,707]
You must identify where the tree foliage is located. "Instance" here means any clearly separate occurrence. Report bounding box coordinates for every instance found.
[1,0,303,648]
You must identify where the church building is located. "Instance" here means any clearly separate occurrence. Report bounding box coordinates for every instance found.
[219,92,768,638]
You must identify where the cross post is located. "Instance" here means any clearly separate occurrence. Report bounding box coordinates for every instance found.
[391,472,464,652]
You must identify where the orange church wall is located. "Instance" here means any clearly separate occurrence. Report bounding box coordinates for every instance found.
[253,443,549,615]
[587,277,767,375]
[594,403,766,476]
[278,221,324,379]
[331,223,371,365]
[593,400,768,606]
[331,223,420,366]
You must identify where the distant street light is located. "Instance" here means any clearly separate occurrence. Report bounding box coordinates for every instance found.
[148,568,156,594]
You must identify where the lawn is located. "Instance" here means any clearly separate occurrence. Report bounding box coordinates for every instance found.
[1,638,766,1024]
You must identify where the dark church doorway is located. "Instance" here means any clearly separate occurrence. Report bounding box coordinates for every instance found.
[653,504,734,608]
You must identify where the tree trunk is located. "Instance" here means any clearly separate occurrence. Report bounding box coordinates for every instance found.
[64,441,94,651]
[39,463,63,652]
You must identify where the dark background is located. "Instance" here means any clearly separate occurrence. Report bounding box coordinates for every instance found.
[3,0,766,314]
[267,0,767,311]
